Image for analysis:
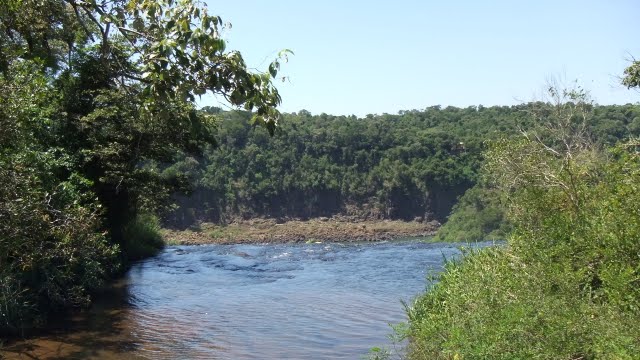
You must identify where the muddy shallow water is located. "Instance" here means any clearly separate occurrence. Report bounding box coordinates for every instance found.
[2,240,493,359]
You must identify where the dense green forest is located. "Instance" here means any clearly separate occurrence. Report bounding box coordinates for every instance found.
[165,102,640,230]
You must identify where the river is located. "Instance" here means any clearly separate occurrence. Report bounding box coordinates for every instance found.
[2,240,492,359]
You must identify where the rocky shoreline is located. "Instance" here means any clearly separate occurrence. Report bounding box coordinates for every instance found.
[162,218,440,245]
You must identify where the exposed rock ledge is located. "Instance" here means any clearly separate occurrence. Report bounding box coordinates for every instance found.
[162,218,440,245]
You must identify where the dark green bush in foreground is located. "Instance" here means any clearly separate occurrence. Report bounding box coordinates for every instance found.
[0,63,119,335]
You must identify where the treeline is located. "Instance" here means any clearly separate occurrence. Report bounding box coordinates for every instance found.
[166,103,640,228]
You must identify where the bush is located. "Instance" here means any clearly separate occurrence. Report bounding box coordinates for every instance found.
[121,213,165,261]
[406,243,640,359]
[0,61,120,335]
[434,186,511,242]
[0,167,120,335]
[0,271,32,335]
[403,96,640,358]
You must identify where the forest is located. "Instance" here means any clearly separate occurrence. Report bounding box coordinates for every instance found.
[166,102,640,231]
[2,0,640,358]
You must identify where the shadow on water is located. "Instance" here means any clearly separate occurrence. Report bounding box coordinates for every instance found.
[1,280,141,360]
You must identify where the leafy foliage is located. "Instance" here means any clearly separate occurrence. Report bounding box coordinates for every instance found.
[0,62,119,334]
[433,84,639,242]
[0,0,285,334]
[623,60,640,89]
[433,186,511,242]
[121,213,164,261]
[402,86,640,358]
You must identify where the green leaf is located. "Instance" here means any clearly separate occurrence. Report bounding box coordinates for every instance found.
[268,62,278,78]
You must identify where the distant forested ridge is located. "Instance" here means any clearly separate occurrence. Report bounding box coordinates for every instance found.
[165,103,640,228]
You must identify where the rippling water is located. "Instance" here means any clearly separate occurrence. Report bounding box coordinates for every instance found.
[2,240,493,359]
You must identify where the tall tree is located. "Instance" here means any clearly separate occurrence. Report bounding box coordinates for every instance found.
[2,0,289,242]
[0,0,288,333]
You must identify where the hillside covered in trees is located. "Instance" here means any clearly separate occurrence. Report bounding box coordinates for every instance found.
[165,102,640,229]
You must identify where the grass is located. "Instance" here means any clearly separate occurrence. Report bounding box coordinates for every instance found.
[403,244,640,359]
[207,225,241,241]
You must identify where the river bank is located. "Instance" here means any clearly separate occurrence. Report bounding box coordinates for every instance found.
[162,218,440,245]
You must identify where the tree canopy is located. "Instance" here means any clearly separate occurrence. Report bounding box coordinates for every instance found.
[0,0,287,334]
[623,59,640,89]
[165,102,640,228]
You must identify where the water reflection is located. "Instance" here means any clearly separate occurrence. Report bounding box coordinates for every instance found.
[2,280,143,359]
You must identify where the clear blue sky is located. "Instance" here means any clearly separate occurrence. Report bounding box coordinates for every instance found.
[202,0,639,117]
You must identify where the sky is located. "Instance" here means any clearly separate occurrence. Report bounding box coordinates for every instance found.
[201,0,640,117]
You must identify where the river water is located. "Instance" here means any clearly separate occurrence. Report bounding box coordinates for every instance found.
[2,240,492,359]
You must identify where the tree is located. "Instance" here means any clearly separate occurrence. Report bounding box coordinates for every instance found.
[2,0,291,241]
[623,59,640,89]
[1,0,288,123]
[0,0,289,333]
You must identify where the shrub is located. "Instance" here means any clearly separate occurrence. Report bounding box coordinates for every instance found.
[403,89,640,358]
[434,186,511,242]
[121,212,165,261]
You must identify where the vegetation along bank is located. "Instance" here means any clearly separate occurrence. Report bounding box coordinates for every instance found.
[392,67,640,359]
[163,218,439,245]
